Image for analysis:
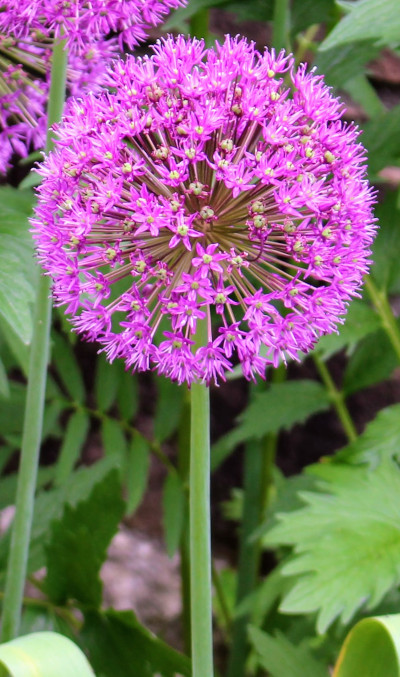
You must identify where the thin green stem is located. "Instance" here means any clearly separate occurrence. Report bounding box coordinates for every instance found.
[365,276,400,363]
[190,319,213,677]
[178,390,192,657]
[0,38,68,643]
[313,353,357,443]
[211,561,232,637]
[294,24,319,65]
[272,0,291,52]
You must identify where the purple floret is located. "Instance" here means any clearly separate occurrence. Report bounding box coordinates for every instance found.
[31,35,377,385]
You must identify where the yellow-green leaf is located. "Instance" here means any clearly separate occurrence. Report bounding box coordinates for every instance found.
[334,615,400,677]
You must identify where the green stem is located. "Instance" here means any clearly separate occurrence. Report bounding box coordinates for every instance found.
[226,439,264,677]
[0,38,68,643]
[211,561,232,636]
[189,10,210,42]
[295,24,319,65]
[178,391,192,657]
[272,0,291,52]
[190,319,213,677]
[313,353,357,443]
[365,276,400,363]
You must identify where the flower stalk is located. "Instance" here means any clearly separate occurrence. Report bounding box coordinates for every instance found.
[364,276,400,363]
[190,318,213,677]
[0,37,68,643]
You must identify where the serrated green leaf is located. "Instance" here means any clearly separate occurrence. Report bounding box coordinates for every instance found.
[52,332,85,402]
[343,328,398,394]
[371,193,400,293]
[319,0,400,51]
[162,471,185,558]
[212,380,330,470]
[333,615,400,677]
[333,404,400,467]
[315,300,381,359]
[45,470,124,606]
[154,376,185,442]
[264,460,400,633]
[55,410,90,485]
[95,356,121,413]
[249,626,328,677]
[125,432,150,515]
[80,609,191,677]
[0,457,120,577]
[0,632,95,676]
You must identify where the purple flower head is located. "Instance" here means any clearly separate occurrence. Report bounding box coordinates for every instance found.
[32,35,376,386]
[0,0,186,49]
[0,34,117,174]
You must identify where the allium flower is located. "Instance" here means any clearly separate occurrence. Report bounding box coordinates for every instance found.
[0,35,117,174]
[0,0,185,49]
[32,36,376,385]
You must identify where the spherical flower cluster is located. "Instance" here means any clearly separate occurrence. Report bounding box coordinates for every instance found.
[0,0,185,49]
[32,35,376,386]
[0,35,116,174]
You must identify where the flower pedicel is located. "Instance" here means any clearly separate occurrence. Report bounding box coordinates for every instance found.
[32,35,376,385]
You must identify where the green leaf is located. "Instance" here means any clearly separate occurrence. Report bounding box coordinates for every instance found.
[0,251,34,343]
[80,609,191,677]
[95,356,121,413]
[333,615,400,677]
[0,355,9,397]
[249,626,328,677]
[315,300,381,360]
[52,332,85,402]
[371,193,400,293]
[264,460,400,633]
[0,317,30,375]
[125,432,150,515]
[45,469,125,606]
[319,0,400,51]
[55,410,90,485]
[0,632,95,677]
[333,404,400,467]
[162,471,185,558]
[360,105,400,175]
[101,417,127,462]
[212,381,331,470]
[315,42,380,89]
[117,367,138,421]
[343,328,398,394]
[0,457,121,576]
[291,0,336,35]
[154,376,185,442]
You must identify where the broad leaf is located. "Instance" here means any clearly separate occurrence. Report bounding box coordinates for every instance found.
[315,41,380,89]
[333,615,400,677]
[360,105,400,175]
[264,460,400,632]
[333,404,400,467]
[319,0,400,51]
[95,356,121,413]
[0,631,94,677]
[81,609,191,677]
[212,381,330,470]
[45,469,124,606]
[291,0,335,35]
[249,626,328,677]
[101,417,128,464]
